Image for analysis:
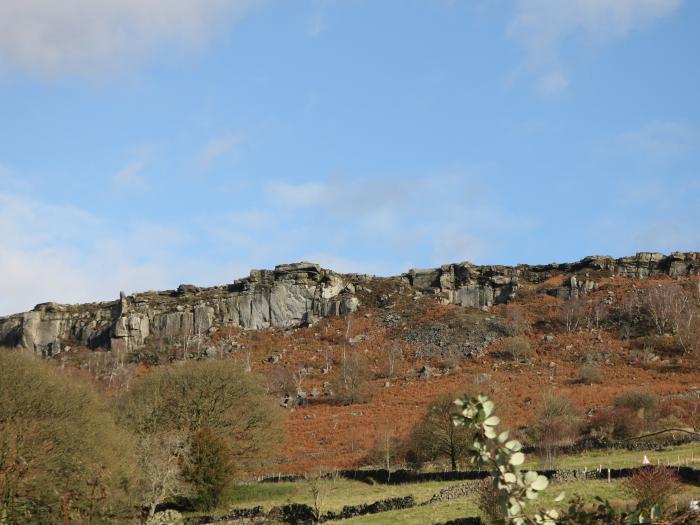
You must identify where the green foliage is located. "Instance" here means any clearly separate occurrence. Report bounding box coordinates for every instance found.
[0,350,135,524]
[453,394,556,524]
[185,426,234,510]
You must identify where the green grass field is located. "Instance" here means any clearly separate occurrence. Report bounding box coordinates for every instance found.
[523,441,700,470]
[194,444,700,524]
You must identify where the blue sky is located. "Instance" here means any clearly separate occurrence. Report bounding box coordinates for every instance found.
[0,0,699,314]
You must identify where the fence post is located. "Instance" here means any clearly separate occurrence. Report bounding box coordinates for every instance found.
[607,468,611,484]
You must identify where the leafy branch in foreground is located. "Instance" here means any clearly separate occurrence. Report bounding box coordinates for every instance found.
[453,394,560,525]
[452,395,697,525]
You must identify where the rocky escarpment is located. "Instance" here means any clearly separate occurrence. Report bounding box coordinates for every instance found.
[1,252,698,357]
[0,262,359,357]
[404,251,700,304]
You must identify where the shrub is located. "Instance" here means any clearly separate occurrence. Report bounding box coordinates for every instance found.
[117,360,281,512]
[624,466,680,512]
[501,306,530,336]
[578,363,603,384]
[331,349,374,405]
[528,392,581,469]
[613,391,659,421]
[0,350,135,523]
[502,336,531,361]
[589,407,646,440]
[185,426,234,511]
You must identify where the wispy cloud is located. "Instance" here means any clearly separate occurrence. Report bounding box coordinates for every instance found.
[588,176,700,255]
[244,171,535,268]
[0,0,256,77]
[535,70,569,96]
[112,160,147,191]
[197,133,241,170]
[265,181,325,208]
[508,0,683,94]
[617,121,697,158]
[0,191,188,314]
[306,0,337,38]
[307,10,327,38]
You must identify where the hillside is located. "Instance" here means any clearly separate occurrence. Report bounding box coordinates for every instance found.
[2,251,700,473]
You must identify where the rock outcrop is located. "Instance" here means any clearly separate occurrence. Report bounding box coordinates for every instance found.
[1,252,698,357]
[404,251,700,306]
[0,262,359,357]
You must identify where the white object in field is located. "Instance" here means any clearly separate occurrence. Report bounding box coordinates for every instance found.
[689,500,699,511]
[642,455,650,465]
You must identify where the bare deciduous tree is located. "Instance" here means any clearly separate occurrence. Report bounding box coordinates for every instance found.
[137,432,191,517]
[408,393,471,471]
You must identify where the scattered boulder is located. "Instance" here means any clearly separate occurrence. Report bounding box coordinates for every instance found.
[419,365,434,380]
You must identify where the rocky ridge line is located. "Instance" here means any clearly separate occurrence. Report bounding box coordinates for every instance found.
[0,252,698,357]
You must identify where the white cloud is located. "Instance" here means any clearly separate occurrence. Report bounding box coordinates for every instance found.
[112,160,147,191]
[249,172,534,269]
[0,0,256,76]
[197,133,241,170]
[265,181,326,208]
[307,11,327,38]
[617,121,697,157]
[588,176,700,255]
[535,70,568,96]
[508,0,682,93]
[0,191,187,315]
[0,171,536,315]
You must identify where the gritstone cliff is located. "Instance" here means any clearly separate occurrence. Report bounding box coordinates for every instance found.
[1,252,698,357]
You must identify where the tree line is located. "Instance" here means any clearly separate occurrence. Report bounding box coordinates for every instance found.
[0,351,281,524]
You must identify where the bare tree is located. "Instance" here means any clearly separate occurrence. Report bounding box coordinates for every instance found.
[331,349,373,405]
[305,472,327,523]
[560,297,587,333]
[270,364,311,403]
[528,392,582,469]
[376,342,404,379]
[137,432,191,517]
[408,393,471,471]
[643,283,688,335]
[367,427,403,479]
[502,305,530,336]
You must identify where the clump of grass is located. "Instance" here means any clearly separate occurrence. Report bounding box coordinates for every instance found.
[579,363,603,384]
[503,336,531,361]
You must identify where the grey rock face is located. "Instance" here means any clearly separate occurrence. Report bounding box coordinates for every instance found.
[405,251,700,308]
[1,252,698,357]
[0,262,359,356]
